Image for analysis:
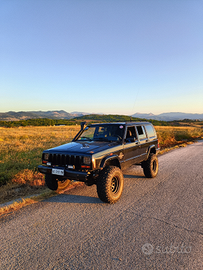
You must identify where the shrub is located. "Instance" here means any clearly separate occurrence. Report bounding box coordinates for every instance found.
[12,169,45,186]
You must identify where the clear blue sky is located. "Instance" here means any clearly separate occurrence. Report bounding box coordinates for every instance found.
[1,0,203,115]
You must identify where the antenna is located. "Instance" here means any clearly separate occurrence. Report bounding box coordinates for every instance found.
[132,90,140,117]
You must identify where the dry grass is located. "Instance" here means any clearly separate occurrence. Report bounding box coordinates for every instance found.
[0,181,48,204]
[0,125,80,204]
[0,190,57,217]
[12,169,45,186]
[0,198,37,216]
[0,125,80,186]
[155,126,203,148]
[0,182,84,217]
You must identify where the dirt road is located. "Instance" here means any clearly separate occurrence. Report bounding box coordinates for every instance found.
[1,141,202,269]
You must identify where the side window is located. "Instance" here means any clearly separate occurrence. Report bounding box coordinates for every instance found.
[136,126,146,140]
[145,125,156,138]
[125,126,137,143]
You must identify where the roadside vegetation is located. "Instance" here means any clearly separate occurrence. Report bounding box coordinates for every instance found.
[0,126,80,203]
[156,126,203,148]
[0,123,202,208]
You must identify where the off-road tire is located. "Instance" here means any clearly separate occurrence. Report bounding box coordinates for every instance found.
[45,174,71,192]
[142,153,159,178]
[96,166,124,204]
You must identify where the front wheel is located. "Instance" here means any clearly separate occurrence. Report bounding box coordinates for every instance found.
[45,174,71,192]
[96,166,124,204]
[142,153,159,178]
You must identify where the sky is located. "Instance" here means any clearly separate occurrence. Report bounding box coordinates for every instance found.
[0,0,203,115]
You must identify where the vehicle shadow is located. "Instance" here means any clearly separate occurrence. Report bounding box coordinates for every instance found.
[123,174,145,179]
[45,193,103,204]
[45,173,146,204]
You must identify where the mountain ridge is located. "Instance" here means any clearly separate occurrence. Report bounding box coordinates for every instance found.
[131,112,203,121]
[0,110,203,121]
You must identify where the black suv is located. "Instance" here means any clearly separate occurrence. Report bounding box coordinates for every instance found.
[38,122,159,203]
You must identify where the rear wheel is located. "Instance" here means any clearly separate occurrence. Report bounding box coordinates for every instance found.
[96,166,124,204]
[142,153,159,178]
[45,174,71,192]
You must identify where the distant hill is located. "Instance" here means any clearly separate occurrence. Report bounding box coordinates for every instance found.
[1,111,203,128]
[70,111,90,117]
[131,112,203,121]
[0,110,203,122]
[0,110,86,121]
[73,114,171,126]
[74,114,132,122]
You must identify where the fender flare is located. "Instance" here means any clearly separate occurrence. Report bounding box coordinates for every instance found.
[100,155,121,169]
[147,145,156,158]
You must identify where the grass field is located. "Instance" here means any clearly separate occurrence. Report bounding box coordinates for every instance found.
[155,126,203,148]
[0,126,80,186]
[0,125,202,203]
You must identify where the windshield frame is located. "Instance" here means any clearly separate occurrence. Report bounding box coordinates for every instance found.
[75,124,125,143]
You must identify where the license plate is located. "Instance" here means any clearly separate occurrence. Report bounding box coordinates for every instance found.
[52,168,64,176]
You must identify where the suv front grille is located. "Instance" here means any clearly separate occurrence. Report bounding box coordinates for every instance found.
[49,154,83,170]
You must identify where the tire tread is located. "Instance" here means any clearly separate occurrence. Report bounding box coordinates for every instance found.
[143,153,159,178]
[97,166,124,204]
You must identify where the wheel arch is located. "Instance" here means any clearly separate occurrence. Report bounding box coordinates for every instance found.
[147,145,156,158]
[100,155,121,169]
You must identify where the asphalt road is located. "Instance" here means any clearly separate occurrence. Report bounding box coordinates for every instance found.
[1,141,203,270]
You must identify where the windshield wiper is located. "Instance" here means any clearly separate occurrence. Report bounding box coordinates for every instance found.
[93,137,110,142]
[77,137,92,141]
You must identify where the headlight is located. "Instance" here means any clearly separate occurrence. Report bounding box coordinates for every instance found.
[43,153,49,161]
[83,156,91,165]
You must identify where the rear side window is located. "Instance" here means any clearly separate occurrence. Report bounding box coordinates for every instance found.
[145,125,156,138]
[136,126,146,139]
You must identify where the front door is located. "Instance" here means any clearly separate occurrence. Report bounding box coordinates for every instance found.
[122,126,141,169]
[136,125,148,160]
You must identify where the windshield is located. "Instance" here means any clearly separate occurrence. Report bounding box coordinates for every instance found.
[77,124,125,142]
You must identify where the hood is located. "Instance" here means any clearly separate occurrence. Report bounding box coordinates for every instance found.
[47,141,118,154]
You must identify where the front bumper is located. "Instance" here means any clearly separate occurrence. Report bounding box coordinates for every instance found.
[38,165,89,182]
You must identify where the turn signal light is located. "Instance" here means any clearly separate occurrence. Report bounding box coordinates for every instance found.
[81,165,91,169]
